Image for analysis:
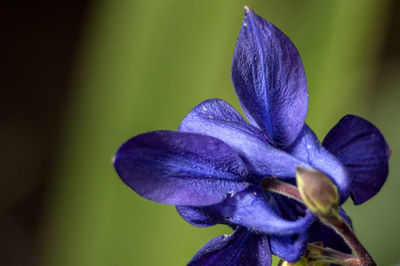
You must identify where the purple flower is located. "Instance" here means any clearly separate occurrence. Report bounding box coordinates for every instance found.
[113,7,390,265]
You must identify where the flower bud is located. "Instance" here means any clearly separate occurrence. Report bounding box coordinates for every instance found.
[296,166,339,217]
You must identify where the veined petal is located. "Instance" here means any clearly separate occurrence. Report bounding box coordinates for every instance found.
[270,232,308,263]
[188,227,271,266]
[177,186,314,235]
[179,98,308,180]
[322,115,390,205]
[113,131,249,206]
[231,7,308,148]
[287,125,350,203]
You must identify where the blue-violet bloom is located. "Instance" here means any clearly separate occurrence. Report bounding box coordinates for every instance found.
[113,7,390,265]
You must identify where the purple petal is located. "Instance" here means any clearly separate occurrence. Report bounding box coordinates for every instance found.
[179,98,309,180]
[231,7,308,148]
[270,232,308,263]
[113,131,250,206]
[308,208,351,254]
[177,186,314,235]
[267,194,309,262]
[176,205,218,228]
[188,227,271,266]
[322,115,390,205]
[287,125,350,203]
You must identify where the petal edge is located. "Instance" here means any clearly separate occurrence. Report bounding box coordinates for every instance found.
[114,131,249,206]
[323,115,390,204]
[231,8,308,148]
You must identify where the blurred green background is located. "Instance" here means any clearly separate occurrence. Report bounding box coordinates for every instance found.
[2,0,400,265]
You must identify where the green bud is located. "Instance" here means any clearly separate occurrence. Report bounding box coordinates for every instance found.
[296,166,339,217]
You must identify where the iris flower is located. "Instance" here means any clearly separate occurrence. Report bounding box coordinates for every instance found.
[113,7,390,265]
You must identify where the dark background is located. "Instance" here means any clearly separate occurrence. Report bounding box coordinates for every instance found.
[1,1,90,265]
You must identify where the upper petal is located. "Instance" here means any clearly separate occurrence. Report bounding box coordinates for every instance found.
[322,115,390,205]
[188,227,271,266]
[231,7,308,148]
[287,125,350,203]
[179,98,309,180]
[113,130,249,206]
[177,186,314,235]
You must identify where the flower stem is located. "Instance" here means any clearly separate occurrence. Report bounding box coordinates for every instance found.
[320,215,376,266]
[263,178,376,266]
[307,242,354,261]
[262,177,302,201]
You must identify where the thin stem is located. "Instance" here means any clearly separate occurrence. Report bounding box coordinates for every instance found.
[263,178,376,266]
[321,216,376,266]
[307,243,354,261]
[306,243,360,266]
[262,178,302,201]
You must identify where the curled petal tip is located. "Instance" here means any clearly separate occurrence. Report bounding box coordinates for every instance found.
[244,6,251,13]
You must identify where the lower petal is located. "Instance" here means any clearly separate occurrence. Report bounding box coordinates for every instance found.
[270,232,308,263]
[178,186,314,235]
[188,227,271,266]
